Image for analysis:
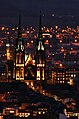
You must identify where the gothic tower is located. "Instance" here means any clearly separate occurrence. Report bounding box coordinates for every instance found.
[6,38,14,81]
[15,14,25,80]
[6,38,11,60]
[35,11,46,80]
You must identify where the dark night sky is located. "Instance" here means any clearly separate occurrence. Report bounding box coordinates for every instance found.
[0,0,79,27]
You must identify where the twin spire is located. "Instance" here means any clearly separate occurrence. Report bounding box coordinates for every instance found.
[18,11,42,39]
[18,12,22,38]
[39,11,42,33]
[39,11,42,39]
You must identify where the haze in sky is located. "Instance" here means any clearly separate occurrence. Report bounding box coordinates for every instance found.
[0,0,79,27]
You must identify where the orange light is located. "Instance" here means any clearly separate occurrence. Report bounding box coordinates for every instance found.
[59,63,63,67]
[55,26,58,29]
[1,27,4,30]
[45,40,49,44]
[7,32,10,35]
[22,33,27,37]
[12,28,15,31]
[61,48,64,52]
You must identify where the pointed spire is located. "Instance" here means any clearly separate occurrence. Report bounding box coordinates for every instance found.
[39,11,42,38]
[39,11,42,32]
[18,11,21,38]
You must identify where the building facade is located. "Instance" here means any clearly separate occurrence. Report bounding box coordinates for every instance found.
[52,66,79,84]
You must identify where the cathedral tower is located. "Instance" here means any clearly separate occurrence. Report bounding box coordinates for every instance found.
[15,14,25,80]
[35,11,46,80]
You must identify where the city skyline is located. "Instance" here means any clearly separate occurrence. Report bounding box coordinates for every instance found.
[0,1,79,118]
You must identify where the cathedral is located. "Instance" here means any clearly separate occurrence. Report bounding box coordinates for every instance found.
[14,12,46,81]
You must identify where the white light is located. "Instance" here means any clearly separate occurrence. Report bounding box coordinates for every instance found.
[38,111,41,114]
[25,54,28,61]
[38,41,44,51]
[10,111,14,113]
[43,111,45,114]
[71,75,73,77]
[6,44,10,47]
